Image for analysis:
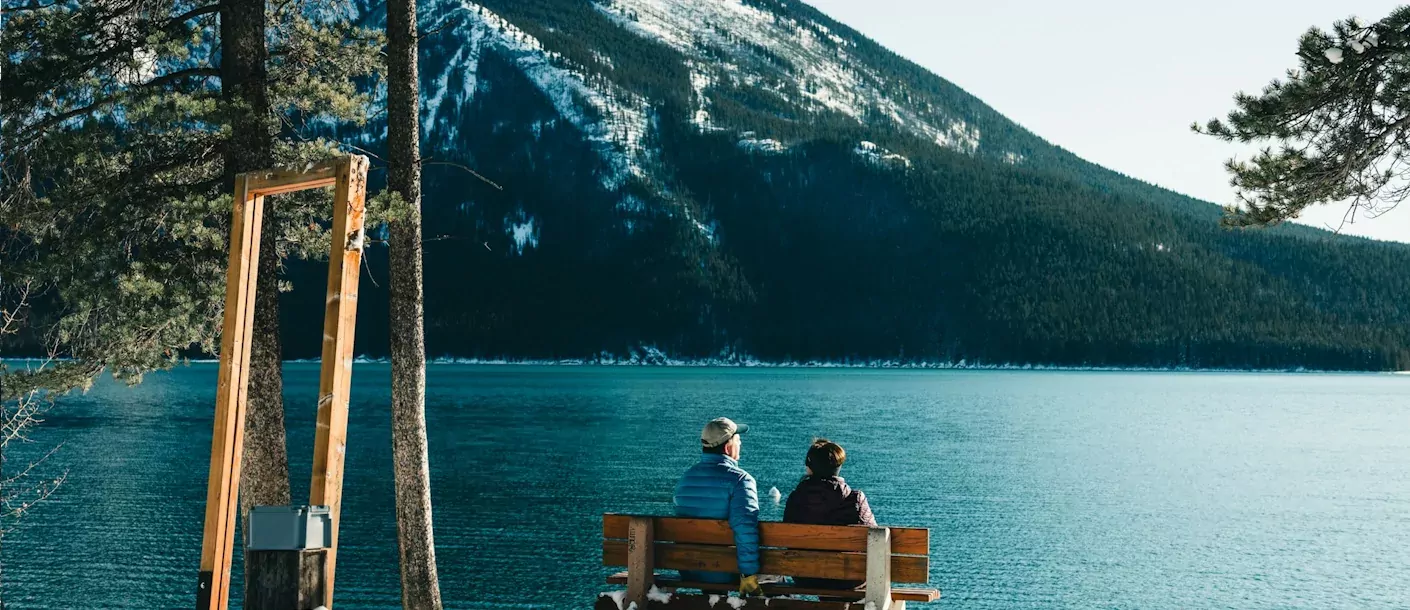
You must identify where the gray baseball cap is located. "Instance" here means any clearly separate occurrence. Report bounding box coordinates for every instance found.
[701,417,750,448]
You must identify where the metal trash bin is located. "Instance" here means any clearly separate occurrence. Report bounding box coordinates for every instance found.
[246,505,332,550]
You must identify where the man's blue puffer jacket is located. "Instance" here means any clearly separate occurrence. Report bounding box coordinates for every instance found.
[673,453,761,582]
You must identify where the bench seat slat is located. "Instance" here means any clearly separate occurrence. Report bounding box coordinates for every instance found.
[604,514,928,555]
[606,572,941,602]
[603,540,929,583]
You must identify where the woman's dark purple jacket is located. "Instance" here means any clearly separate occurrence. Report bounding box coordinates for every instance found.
[782,475,876,590]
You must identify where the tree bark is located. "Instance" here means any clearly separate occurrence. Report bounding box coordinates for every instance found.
[221,0,292,541]
[386,0,444,608]
[245,549,327,610]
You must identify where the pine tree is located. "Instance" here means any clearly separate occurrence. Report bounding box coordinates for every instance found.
[1197,9,1410,227]
[2,0,380,380]
[385,0,445,606]
[0,0,381,547]
[221,0,294,544]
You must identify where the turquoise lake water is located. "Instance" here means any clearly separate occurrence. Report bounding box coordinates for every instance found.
[5,365,1410,608]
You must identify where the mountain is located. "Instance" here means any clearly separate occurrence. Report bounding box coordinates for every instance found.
[281,0,1410,370]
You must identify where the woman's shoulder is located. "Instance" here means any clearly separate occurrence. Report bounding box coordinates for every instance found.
[850,488,869,504]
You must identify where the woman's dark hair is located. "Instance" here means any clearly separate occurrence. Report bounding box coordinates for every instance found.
[805,438,846,477]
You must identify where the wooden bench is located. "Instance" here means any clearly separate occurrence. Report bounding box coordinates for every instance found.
[597,513,940,609]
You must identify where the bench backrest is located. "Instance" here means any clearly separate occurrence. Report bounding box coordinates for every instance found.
[602,514,930,583]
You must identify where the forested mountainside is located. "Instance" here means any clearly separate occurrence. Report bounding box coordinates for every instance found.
[278,0,1410,370]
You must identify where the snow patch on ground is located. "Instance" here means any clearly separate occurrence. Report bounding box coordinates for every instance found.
[738,134,786,154]
[691,216,717,243]
[647,586,673,603]
[423,45,472,142]
[600,590,628,610]
[592,49,616,70]
[505,211,539,254]
[1003,151,1025,165]
[689,62,717,130]
[854,140,910,169]
[924,119,981,154]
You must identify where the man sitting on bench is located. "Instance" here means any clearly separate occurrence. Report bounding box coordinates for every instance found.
[672,417,762,597]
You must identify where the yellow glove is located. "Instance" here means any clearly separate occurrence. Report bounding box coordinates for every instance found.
[739,574,762,596]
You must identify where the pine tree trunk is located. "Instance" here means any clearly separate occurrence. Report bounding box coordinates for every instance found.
[220,0,292,529]
[386,0,444,607]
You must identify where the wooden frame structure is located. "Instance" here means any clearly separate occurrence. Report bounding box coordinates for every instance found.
[196,156,370,610]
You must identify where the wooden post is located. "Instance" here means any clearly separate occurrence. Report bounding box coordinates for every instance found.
[197,176,264,610]
[196,157,369,610]
[864,527,892,610]
[626,516,656,606]
[309,155,369,609]
[246,549,328,610]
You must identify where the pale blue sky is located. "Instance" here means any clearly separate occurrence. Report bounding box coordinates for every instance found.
[807,0,1408,242]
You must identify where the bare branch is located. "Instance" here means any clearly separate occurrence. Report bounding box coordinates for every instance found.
[421,159,504,190]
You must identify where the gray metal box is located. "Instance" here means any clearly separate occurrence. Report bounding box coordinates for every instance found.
[246,505,332,551]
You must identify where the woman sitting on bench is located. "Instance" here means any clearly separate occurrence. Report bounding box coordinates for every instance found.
[783,438,877,592]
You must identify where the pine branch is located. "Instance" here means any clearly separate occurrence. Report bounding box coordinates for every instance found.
[14,67,222,145]
[3,0,62,12]
[2,2,222,117]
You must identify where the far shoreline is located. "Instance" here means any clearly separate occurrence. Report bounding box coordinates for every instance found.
[5,357,1403,375]
[229,358,1401,375]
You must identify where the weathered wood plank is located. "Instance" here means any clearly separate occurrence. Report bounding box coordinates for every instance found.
[197,178,264,610]
[310,155,369,609]
[245,163,339,196]
[864,527,892,610]
[604,573,940,602]
[594,593,862,610]
[246,549,327,610]
[602,541,929,583]
[627,517,655,606]
[603,515,929,555]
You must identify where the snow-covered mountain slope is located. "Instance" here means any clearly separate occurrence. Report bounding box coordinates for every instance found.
[594,0,982,154]
[409,0,1002,187]
[396,0,1226,216]
[421,1,655,190]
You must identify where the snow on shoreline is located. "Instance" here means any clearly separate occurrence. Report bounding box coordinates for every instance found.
[1,358,1388,374]
[146,357,1372,374]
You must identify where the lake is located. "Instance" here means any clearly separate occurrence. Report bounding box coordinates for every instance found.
[5,365,1410,609]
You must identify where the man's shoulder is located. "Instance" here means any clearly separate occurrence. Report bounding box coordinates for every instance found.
[696,459,754,482]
